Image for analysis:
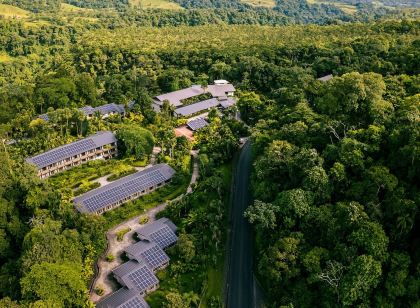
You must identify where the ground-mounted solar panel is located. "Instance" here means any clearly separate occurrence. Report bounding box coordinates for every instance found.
[187,118,209,131]
[126,266,158,293]
[118,296,149,308]
[149,226,178,249]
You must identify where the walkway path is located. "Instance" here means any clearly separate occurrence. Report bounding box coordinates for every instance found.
[90,149,198,303]
[187,150,199,193]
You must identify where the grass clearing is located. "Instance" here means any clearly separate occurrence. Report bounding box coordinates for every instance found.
[240,0,276,8]
[333,3,357,14]
[23,20,52,28]
[305,0,357,14]
[129,0,183,10]
[60,3,92,12]
[0,4,29,18]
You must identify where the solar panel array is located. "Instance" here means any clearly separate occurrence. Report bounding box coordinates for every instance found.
[187,118,209,131]
[97,103,125,115]
[29,139,96,169]
[127,266,158,293]
[140,245,169,270]
[174,98,220,117]
[149,226,178,249]
[80,169,167,213]
[118,296,149,308]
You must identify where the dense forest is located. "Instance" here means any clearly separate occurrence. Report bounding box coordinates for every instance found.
[1,0,418,26]
[0,0,419,306]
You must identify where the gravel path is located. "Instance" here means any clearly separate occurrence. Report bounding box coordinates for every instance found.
[90,203,168,303]
[90,150,198,303]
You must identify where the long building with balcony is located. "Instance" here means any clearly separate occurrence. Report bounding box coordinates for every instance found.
[26,131,118,179]
[74,164,176,215]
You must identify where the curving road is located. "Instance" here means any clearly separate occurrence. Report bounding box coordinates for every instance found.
[226,141,257,308]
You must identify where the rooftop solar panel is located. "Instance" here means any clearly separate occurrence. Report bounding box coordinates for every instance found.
[187,118,209,131]
[26,131,117,169]
[174,98,220,117]
[125,265,159,293]
[74,164,175,214]
[118,296,149,308]
[141,245,169,270]
[149,225,178,249]
[96,287,149,308]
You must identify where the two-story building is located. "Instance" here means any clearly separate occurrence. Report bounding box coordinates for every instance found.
[26,131,118,179]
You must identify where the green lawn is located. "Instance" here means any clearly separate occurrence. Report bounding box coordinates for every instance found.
[0,4,29,18]
[129,0,183,10]
[48,159,135,190]
[305,0,357,14]
[60,3,92,12]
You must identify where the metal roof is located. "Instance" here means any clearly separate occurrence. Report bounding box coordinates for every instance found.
[26,131,117,169]
[174,98,220,117]
[220,97,236,109]
[154,86,205,107]
[38,114,50,121]
[96,288,150,308]
[38,103,125,121]
[124,241,169,271]
[95,103,125,116]
[74,164,176,214]
[318,74,333,82]
[136,218,178,249]
[79,106,95,115]
[207,83,235,97]
[187,118,209,131]
[113,260,144,279]
[113,260,159,293]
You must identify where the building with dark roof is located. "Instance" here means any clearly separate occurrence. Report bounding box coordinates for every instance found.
[135,218,178,249]
[96,288,150,308]
[112,260,159,296]
[26,131,117,179]
[153,81,236,118]
[124,240,169,272]
[96,218,177,308]
[74,164,176,215]
[174,98,221,117]
[186,118,209,131]
[39,103,126,122]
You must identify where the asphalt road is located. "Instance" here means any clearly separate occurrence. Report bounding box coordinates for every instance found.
[226,141,255,308]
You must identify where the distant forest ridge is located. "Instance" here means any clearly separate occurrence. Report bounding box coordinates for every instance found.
[0,0,418,27]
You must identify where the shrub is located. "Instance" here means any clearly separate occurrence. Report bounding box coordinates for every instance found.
[105,254,115,262]
[74,181,100,196]
[94,286,104,296]
[107,167,137,181]
[116,227,131,241]
[139,215,149,225]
